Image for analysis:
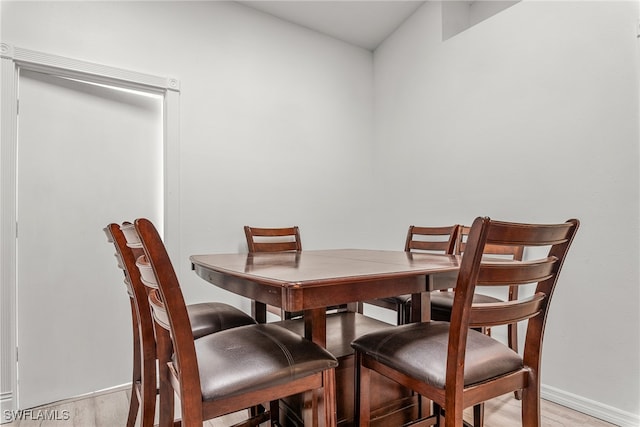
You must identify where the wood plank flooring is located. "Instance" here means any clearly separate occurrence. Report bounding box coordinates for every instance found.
[4,387,617,426]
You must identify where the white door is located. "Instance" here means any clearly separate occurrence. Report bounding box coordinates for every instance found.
[16,69,163,408]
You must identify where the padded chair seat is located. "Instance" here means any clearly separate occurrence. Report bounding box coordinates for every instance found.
[151,301,256,339]
[351,321,522,388]
[376,292,501,322]
[188,302,257,339]
[431,291,501,309]
[375,292,498,313]
[193,323,338,401]
[429,291,501,322]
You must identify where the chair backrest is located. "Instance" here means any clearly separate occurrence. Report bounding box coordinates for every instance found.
[244,226,302,253]
[104,223,153,327]
[120,222,171,331]
[447,217,579,391]
[404,225,460,254]
[134,218,202,403]
[104,223,158,369]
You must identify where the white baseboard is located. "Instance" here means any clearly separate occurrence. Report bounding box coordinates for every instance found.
[4,382,638,426]
[542,384,640,427]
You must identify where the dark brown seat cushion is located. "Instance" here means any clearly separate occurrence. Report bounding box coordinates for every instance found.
[351,321,522,388]
[375,292,500,322]
[192,324,338,401]
[152,301,256,338]
[187,302,257,339]
[429,291,501,322]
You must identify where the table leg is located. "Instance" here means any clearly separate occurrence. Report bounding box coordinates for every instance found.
[408,274,429,323]
[412,279,431,421]
[252,300,267,324]
[303,307,327,347]
[301,307,329,427]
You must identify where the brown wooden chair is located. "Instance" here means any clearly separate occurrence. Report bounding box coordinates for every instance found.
[364,225,460,325]
[352,216,579,427]
[137,218,338,427]
[244,225,302,253]
[244,226,302,320]
[104,224,156,427]
[104,223,257,427]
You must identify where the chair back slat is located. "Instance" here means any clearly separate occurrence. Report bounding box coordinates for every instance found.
[104,223,150,307]
[476,257,557,286]
[469,293,546,327]
[148,289,170,331]
[405,225,459,254]
[486,221,577,247]
[136,254,160,289]
[252,241,301,253]
[482,243,524,258]
[244,226,302,253]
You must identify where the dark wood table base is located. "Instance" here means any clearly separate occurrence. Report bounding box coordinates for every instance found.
[274,312,425,426]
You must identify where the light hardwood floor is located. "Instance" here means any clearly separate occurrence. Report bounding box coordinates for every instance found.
[4,388,617,427]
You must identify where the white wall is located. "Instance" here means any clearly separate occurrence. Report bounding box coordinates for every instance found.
[373,0,639,423]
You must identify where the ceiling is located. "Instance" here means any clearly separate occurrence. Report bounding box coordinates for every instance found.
[238,1,426,51]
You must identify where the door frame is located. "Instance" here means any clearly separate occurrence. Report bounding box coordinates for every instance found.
[0,43,181,412]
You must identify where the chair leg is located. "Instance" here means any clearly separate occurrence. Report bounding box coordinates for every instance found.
[397,302,406,325]
[443,401,464,427]
[473,403,484,427]
[403,301,412,325]
[355,353,371,427]
[521,383,541,427]
[126,383,140,427]
[140,348,157,427]
[269,400,280,426]
[323,369,337,427]
[433,402,442,427]
[507,322,522,400]
[127,303,141,427]
[156,325,174,427]
[132,304,156,427]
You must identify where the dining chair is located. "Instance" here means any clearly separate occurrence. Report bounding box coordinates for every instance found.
[104,223,257,427]
[137,218,338,427]
[352,216,579,427]
[364,225,460,325]
[244,226,302,320]
[104,224,155,427]
[244,225,302,253]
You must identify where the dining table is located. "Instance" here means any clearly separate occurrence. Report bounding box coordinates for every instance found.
[190,248,461,426]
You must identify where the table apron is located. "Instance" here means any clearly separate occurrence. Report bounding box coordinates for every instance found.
[193,266,284,308]
[283,275,428,312]
[193,264,440,312]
